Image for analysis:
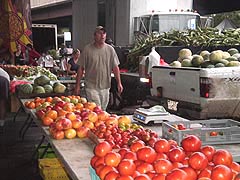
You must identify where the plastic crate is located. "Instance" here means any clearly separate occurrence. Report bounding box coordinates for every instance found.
[162,119,240,145]
[37,145,56,159]
[38,158,70,180]
[89,166,100,180]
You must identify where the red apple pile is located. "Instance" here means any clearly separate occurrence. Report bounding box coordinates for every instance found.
[91,135,240,180]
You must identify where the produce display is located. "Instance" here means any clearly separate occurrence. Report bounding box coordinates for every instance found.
[17,75,66,95]
[170,47,240,68]
[0,65,57,81]
[22,95,240,179]
[90,135,240,180]
[126,27,240,71]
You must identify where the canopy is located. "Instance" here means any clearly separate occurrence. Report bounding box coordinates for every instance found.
[215,18,237,30]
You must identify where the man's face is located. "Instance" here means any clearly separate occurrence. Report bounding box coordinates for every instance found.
[94,30,106,44]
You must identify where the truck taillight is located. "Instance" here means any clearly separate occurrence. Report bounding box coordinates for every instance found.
[200,77,211,98]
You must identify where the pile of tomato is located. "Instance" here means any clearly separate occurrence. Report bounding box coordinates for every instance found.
[91,135,240,180]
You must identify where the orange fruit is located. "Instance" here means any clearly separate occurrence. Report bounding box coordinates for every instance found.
[75,103,84,111]
[57,109,68,117]
[45,110,58,120]
[34,97,41,103]
[45,96,53,103]
[42,116,54,126]
[28,101,36,109]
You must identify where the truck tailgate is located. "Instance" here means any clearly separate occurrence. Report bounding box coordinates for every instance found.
[151,66,201,104]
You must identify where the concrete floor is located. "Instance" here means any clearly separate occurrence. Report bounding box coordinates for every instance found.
[0,112,43,180]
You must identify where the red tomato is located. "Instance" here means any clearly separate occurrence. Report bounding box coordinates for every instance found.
[212,149,233,167]
[180,166,198,180]
[136,162,153,174]
[168,139,178,148]
[94,156,105,168]
[99,165,116,180]
[153,159,173,174]
[155,152,168,160]
[210,131,218,136]
[230,162,240,173]
[198,168,211,179]
[129,140,145,152]
[165,168,188,180]
[168,147,186,162]
[94,141,112,157]
[104,170,119,180]
[154,138,170,153]
[188,152,208,170]
[116,175,134,180]
[181,135,202,152]
[200,145,216,161]
[134,174,151,180]
[104,152,121,167]
[152,174,166,180]
[118,148,130,158]
[123,151,137,161]
[136,146,157,163]
[90,155,99,168]
[117,159,136,176]
[211,164,233,180]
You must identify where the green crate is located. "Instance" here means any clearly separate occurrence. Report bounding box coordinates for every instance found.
[162,119,240,145]
[36,145,56,159]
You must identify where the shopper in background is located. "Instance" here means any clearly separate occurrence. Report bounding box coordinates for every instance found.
[74,26,123,110]
[14,43,26,65]
[25,43,41,66]
[67,49,80,75]
[0,67,10,126]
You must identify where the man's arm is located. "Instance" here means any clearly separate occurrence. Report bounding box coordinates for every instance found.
[112,66,123,94]
[74,66,84,95]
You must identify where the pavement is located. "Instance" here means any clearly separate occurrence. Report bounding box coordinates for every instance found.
[0,112,43,180]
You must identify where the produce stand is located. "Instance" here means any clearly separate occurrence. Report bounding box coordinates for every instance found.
[17,98,240,180]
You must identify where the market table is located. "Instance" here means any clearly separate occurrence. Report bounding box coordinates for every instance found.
[19,99,240,180]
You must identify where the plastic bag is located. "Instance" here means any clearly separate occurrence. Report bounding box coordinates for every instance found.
[148,47,160,74]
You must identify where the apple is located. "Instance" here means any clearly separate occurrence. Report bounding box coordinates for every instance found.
[52,105,62,112]
[55,101,66,108]
[36,109,45,119]
[93,105,102,114]
[80,97,87,104]
[82,120,94,129]
[45,105,53,111]
[62,97,71,103]
[65,112,77,121]
[81,109,90,118]
[97,111,110,121]
[88,111,98,123]
[56,117,72,130]
[70,98,79,104]
[72,119,83,129]
[41,102,51,108]
[52,130,65,140]
[64,128,77,139]
[76,126,89,138]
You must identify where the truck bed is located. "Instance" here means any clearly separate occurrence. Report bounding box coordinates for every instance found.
[150,66,240,119]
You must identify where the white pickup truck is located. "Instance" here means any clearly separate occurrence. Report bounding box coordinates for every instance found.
[148,66,240,119]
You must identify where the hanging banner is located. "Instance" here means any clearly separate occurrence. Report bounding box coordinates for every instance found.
[0,0,32,62]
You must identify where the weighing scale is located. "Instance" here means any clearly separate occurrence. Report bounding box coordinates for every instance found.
[133,105,176,125]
